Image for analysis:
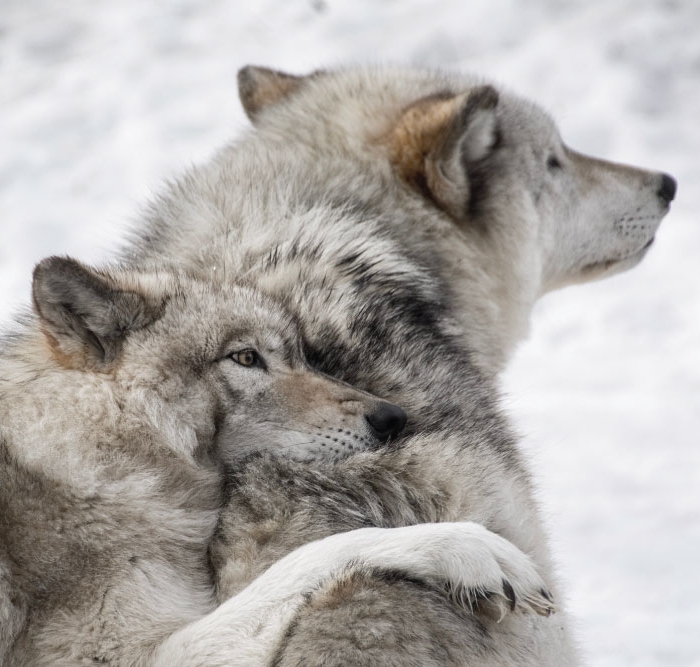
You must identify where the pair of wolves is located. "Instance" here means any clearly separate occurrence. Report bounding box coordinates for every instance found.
[0,64,675,665]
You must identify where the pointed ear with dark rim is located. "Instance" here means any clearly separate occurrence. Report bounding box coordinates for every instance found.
[32,256,159,366]
[386,85,500,220]
[237,65,305,122]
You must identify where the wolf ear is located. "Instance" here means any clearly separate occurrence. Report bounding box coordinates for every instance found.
[387,85,499,220]
[237,65,305,122]
[32,256,159,366]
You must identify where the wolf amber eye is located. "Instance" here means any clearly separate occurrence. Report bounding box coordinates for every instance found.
[230,349,259,367]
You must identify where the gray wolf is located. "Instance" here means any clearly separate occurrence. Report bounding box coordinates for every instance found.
[0,257,553,665]
[124,64,675,665]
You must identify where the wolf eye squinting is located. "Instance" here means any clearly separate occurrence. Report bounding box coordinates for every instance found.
[229,349,263,368]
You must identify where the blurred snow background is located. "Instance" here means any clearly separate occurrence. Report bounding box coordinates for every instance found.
[1,1,698,664]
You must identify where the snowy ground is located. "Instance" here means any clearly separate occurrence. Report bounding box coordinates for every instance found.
[1,1,698,664]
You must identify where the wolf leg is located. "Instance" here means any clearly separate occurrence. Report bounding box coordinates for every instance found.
[152,522,552,666]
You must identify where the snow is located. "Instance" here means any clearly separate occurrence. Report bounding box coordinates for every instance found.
[1,1,698,664]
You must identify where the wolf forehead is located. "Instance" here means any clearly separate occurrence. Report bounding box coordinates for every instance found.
[57,261,300,359]
[149,277,298,350]
[155,279,296,344]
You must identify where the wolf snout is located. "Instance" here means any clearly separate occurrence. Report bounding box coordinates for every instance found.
[364,401,407,442]
[657,173,677,203]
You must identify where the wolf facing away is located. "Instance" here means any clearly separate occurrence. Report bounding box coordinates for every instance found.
[125,64,675,664]
[0,257,555,665]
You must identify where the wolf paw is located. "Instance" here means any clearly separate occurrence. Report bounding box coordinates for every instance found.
[432,523,555,621]
[327,522,554,622]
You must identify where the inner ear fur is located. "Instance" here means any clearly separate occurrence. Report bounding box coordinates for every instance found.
[32,256,161,367]
[237,65,306,122]
[385,85,500,220]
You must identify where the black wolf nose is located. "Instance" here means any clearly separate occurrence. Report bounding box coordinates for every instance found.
[365,402,407,441]
[657,173,677,203]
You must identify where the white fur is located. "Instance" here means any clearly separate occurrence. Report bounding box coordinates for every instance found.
[153,522,550,666]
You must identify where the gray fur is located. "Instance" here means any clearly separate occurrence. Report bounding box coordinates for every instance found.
[122,64,673,665]
[214,439,565,666]
[1,63,674,665]
[2,259,446,665]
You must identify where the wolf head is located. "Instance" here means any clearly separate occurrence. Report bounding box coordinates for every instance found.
[237,64,675,299]
[31,257,406,464]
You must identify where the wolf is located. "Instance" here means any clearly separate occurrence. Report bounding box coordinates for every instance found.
[123,63,675,665]
[0,256,555,666]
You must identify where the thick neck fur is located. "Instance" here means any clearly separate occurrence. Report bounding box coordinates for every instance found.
[2,328,117,482]
[0,324,213,501]
[0,323,220,665]
[446,200,542,375]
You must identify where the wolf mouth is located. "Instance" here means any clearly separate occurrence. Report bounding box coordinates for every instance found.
[581,237,655,275]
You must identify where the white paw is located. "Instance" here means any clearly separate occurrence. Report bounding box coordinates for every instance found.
[418,522,555,620]
[297,522,555,622]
